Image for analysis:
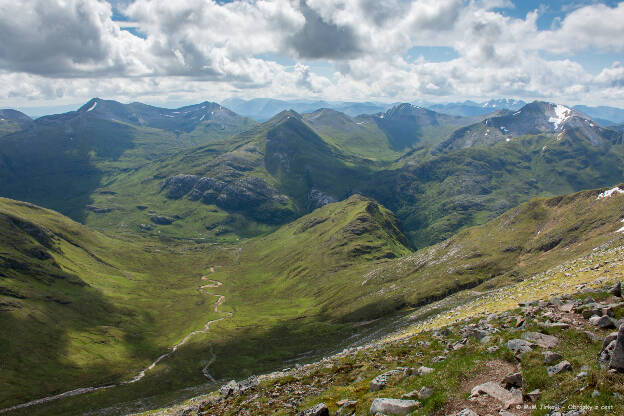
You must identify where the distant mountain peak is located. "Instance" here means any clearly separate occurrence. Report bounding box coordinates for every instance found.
[268,109,303,124]
[437,99,619,152]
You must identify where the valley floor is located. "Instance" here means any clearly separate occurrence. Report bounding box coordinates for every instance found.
[132,238,624,416]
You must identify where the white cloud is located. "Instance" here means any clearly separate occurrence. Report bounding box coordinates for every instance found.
[0,0,149,76]
[0,0,623,108]
[534,3,624,53]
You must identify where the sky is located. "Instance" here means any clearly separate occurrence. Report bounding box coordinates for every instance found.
[1,0,624,113]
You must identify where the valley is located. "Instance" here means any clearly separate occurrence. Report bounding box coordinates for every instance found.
[2,98,624,416]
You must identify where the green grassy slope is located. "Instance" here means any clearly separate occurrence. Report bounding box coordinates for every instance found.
[368,127,624,248]
[0,195,412,415]
[3,183,624,414]
[342,184,624,319]
[0,198,235,410]
[224,185,624,325]
[137,186,624,416]
[302,108,402,161]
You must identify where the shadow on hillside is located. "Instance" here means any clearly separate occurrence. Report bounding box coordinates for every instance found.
[0,119,137,223]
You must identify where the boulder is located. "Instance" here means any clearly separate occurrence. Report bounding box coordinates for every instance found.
[464,328,489,340]
[538,322,570,329]
[547,360,572,376]
[502,372,524,388]
[580,304,603,319]
[296,403,329,416]
[369,369,403,392]
[609,325,624,371]
[369,398,419,415]
[506,339,533,354]
[559,303,575,313]
[237,375,259,392]
[417,366,434,376]
[522,332,559,348]
[470,381,522,408]
[542,351,563,365]
[336,400,357,416]
[589,315,616,329]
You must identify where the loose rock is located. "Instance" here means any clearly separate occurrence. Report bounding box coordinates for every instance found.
[507,339,533,354]
[470,381,523,408]
[543,351,563,365]
[369,398,419,415]
[522,332,560,348]
[547,360,572,376]
[589,315,616,329]
[296,403,329,416]
[370,369,403,392]
[502,372,523,388]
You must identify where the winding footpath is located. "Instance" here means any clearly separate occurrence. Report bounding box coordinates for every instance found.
[0,277,230,414]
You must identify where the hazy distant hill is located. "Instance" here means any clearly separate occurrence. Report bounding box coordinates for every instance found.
[425,98,526,117]
[222,97,388,120]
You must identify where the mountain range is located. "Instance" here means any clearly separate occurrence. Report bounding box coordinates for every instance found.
[2,95,624,415]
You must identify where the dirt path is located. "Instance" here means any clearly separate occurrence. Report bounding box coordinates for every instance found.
[0,277,230,414]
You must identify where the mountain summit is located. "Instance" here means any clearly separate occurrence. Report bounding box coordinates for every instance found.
[437,101,621,151]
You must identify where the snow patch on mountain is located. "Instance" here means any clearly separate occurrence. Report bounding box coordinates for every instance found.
[597,187,624,199]
[548,104,572,130]
[86,101,97,112]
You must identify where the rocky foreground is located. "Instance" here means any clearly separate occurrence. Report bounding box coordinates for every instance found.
[137,279,624,416]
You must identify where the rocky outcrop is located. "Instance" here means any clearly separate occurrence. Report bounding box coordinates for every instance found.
[161,174,201,199]
[161,174,295,224]
[308,189,337,210]
[218,376,259,398]
[150,215,175,225]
